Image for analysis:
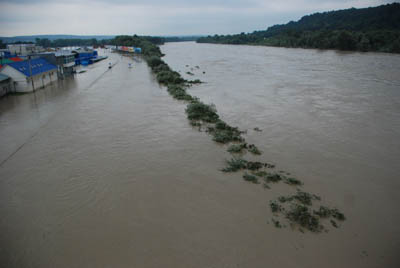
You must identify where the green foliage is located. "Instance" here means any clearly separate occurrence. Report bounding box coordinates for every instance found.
[270,201,283,213]
[286,204,323,232]
[186,101,219,123]
[227,143,247,153]
[197,3,400,53]
[284,177,303,186]
[207,120,243,143]
[248,144,262,155]
[156,70,185,85]
[272,218,282,228]
[243,173,259,184]
[278,191,320,206]
[147,56,164,68]
[264,172,284,183]
[222,158,248,172]
[167,85,194,101]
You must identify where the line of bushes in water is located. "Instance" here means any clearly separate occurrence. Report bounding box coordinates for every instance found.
[112,35,345,233]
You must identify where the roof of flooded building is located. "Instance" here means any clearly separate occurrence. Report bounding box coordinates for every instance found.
[7,58,57,77]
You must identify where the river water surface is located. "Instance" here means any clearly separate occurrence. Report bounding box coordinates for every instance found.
[0,44,399,267]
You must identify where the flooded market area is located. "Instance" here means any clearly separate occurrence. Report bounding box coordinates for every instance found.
[1,44,400,267]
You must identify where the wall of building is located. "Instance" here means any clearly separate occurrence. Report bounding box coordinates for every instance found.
[0,79,12,97]
[0,66,57,93]
[0,65,28,92]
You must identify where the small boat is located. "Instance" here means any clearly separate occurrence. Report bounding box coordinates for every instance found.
[128,63,132,68]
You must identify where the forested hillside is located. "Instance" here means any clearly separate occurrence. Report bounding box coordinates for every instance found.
[197,3,400,53]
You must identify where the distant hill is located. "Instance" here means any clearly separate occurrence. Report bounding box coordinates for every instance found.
[197,3,400,53]
[0,35,116,43]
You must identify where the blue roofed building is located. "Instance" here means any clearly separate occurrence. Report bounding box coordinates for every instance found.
[0,73,11,97]
[0,58,57,92]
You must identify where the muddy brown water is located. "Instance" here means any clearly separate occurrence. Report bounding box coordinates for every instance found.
[0,45,399,267]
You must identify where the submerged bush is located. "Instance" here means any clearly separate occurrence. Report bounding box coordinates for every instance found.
[278,191,320,206]
[221,158,248,172]
[243,173,259,184]
[167,85,194,101]
[286,204,322,232]
[147,56,164,68]
[188,79,202,84]
[284,177,303,186]
[314,206,346,221]
[208,120,243,144]
[227,143,247,153]
[248,144,262,155]
[186,101,219,123]
[270,201,283,213]
[156,70,185,85]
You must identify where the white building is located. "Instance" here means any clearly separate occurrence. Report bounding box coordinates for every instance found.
[0,58,57,93]
[7,44,44,56]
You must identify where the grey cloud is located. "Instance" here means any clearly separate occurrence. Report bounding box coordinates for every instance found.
[0,0,398,36]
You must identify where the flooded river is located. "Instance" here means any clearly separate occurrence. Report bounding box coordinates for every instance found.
[0,44,399,267]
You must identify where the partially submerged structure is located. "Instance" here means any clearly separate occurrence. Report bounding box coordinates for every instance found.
[0,73,11,97]
[0,58,57,92]
[6,44,44,56]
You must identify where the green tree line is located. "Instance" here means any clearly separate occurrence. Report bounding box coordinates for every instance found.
[197,3,400,53]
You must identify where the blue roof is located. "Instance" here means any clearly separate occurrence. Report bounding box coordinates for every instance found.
[8,58,57,77]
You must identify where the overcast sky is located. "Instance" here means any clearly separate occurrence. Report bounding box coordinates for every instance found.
[0,0,397,36]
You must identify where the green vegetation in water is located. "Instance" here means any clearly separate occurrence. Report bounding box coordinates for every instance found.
[221,158,248,172]
[110,34,346,234]
[278,191,320,206]
[269,192,345,232]
[284,177,303,186]
[243,173,259,184]
[222,158,270,172]
[272,218,282,228]
[188,79,202,84]
[248,144,262,155]
[207,120,244,144]
[270,200,283,213]
[167,85,194,101]
[227,143,247,153]
[314,206,346,221]
[286,203,323,232]
[186,101,219,123]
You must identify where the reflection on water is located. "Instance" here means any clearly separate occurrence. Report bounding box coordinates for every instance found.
[0,45,399,268]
